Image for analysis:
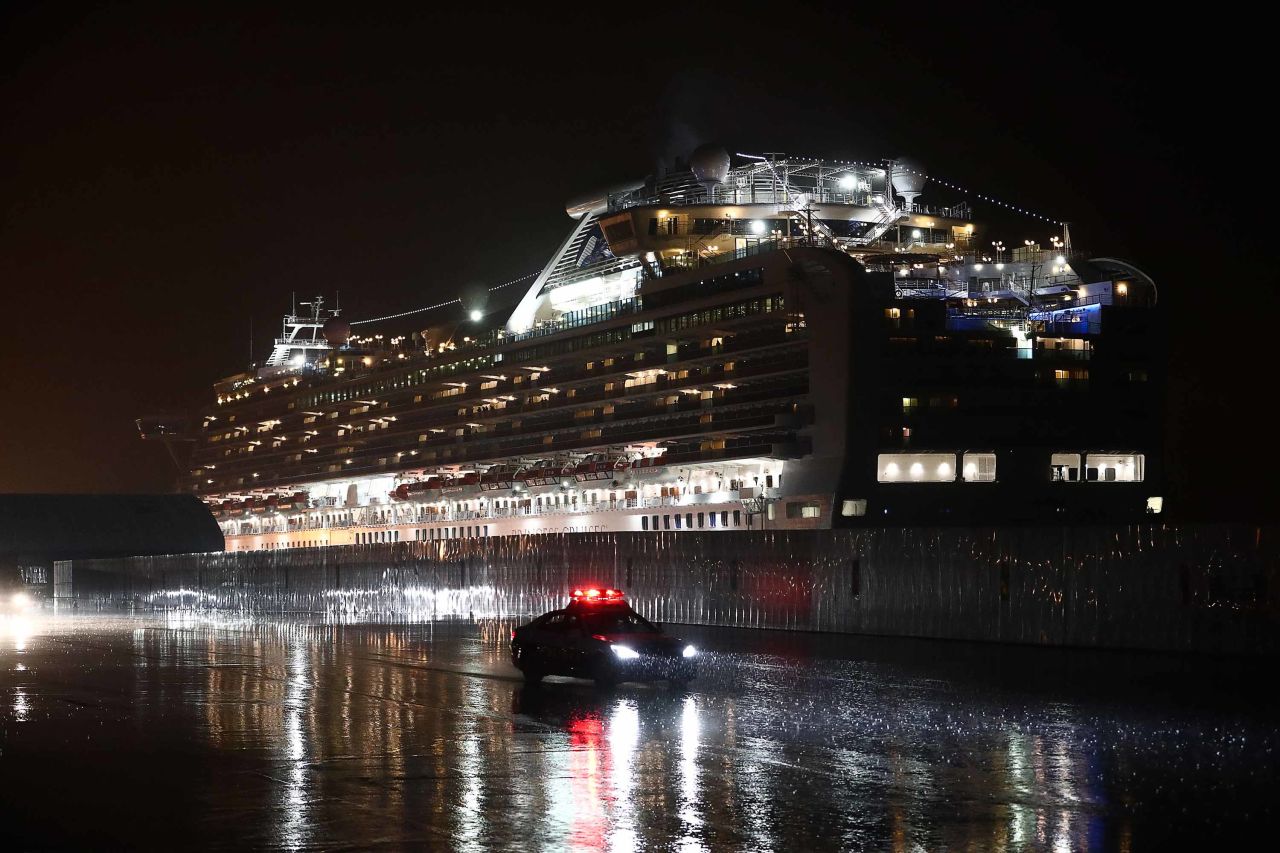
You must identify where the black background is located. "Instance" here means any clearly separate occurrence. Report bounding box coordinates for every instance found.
[1,2,1273,519]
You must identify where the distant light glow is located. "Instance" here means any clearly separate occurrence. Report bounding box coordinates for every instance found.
[750,220,766,235]
[469,309,483,322]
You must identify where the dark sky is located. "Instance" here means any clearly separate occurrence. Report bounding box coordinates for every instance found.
[1,3,1273,517]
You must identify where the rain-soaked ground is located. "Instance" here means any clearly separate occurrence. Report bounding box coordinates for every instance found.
[0,608,1275,851]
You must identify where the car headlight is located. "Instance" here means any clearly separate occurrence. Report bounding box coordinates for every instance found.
[611,645,640,660]
[682,644,697,659]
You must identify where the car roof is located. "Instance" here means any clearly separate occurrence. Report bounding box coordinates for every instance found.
[565,599,631,611]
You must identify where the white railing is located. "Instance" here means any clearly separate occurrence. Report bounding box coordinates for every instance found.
[222,490,760,535]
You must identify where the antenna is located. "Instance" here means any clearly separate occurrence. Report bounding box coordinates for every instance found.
[248,316,254,366]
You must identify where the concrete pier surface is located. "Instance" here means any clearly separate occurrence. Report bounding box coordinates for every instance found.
[1,608,1275,850]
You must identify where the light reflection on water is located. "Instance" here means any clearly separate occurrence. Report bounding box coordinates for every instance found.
[280,641,310,852]
[2,613,1274,850]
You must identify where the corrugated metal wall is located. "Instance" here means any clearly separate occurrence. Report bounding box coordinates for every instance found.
[66,525,1279,654]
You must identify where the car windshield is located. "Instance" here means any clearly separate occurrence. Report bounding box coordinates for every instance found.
[582,608,659,635]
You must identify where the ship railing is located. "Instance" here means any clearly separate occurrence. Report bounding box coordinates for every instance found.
[227,492,767,535]
[654,236,835,275]
[500,297,644,344]
[613,190,970,221]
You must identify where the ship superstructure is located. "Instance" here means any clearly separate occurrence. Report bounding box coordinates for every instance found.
[183,148,1162,552]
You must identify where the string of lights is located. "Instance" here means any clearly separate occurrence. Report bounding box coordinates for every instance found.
[737,152,1064,226]
[349,271,538,326]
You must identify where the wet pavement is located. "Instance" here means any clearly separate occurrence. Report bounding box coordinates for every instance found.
[0,609,1275,850]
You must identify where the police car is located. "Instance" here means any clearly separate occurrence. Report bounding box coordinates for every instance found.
[510,588,698,688]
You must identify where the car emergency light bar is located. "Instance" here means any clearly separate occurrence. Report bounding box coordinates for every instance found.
[571,587,623,602]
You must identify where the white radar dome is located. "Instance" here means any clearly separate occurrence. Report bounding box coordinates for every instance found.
[890,158,928,197]
[689,144,731,187]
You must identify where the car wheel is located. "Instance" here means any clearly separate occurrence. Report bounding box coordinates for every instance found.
[515,645,544,682]
[593,660,618,690]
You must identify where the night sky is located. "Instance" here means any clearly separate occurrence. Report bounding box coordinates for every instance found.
[1,3,1272,518]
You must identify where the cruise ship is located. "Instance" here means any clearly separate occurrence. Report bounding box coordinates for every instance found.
[176,148,1163,552]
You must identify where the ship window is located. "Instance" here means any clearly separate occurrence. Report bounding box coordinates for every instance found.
[673,514,681,529]
[686,513,693,529]
[697,512,704,528]
[663,514,671,530]
[1050,453,1081,482]
[841,499,867,517]
[786,501,822,519]
[1085,453,1144,482]
[877,453,957,483]
[962,452,997,483]
[642,516,649,531]
[733,510,741,526]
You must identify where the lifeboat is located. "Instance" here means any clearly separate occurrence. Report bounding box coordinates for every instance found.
[229,500,246,517]
[480,465,516,492]
[265,496,280,513]
[572,456,611,482]
[440,471,481,499]
[390,483,411,502]
[524,460,561,487]
[208,501,224,518]
[275,494,295,512]
[404,479,432,497]
[249,498,268,514]
[629,455,664,479]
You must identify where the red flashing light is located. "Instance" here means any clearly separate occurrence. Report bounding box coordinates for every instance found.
[570,587,623,603]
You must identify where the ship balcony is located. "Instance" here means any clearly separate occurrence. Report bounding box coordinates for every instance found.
[195,367,809,489]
